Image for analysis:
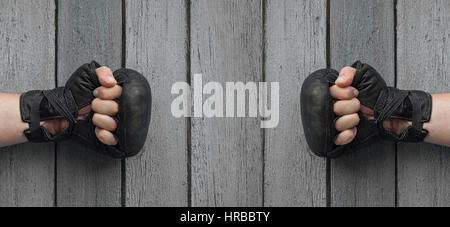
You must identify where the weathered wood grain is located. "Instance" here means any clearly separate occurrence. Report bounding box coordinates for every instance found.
[264,0,327,207]
[330,0,396,207]
[0,0,55,207]
[125,0,189,207]
[190,0,264,207]
[56,0,122,207]
[397,0,450,207]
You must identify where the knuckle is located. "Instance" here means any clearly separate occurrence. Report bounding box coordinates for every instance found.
[344,66,356,74]
[92,114,106,126]
[346,88,354,98]
[92,98,101,106]
[334,134,342,145]
[96,130,107,141]
[113,102,120,114]
[111,120,118,131]
[111,138,118,146]
[337,133,349,145]
[353,98,361,109]
[330,88,338,99]
[98,66,112,73]
[99,135,107,143]
[99,132,114,145]
[350,130,357,140]
[330,85,337,93]
[115,85,123,94]
[335,119,341,131]
[355,114,361,125]
[96,67,107,77]
[343,66,353,71]
[91,99,99,110]
[92,113,100,123]
[98,88,107,98]
[109,86,123,99]
[344,131,353,142]
[333,102,339,114]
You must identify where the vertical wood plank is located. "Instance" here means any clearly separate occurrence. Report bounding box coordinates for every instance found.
[264,0,327,207]
[57,0,122,207]
[125,0,188,207]
[0,0,55,207]
[190,0,264,207]
[330,0,396,207]
[397,0,450,207]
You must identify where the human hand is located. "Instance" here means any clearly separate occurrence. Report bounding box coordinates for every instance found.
[42,66,122,146]
[330,66,361,146]
[330,65,412,145]
[91,66,123,146]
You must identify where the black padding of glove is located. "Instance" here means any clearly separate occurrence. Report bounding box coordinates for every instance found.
[20,61,152,159]
[301,61,432,158]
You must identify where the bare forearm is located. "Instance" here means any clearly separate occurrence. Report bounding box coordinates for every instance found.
[424,94,450,147]
[0,93,28,147]
[0,65,126,150]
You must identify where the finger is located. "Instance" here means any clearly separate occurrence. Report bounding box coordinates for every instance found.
[335,113,360,132]
[334,127,357,146]
[336,66,356,88]
[330,85,359,100]
[334,98,361,116]
[95,127,118,146]
[96,66,117,88]
[93,85,123,100]
[361,105,375,120]
[92,113,118,132]
[91,98,119,116]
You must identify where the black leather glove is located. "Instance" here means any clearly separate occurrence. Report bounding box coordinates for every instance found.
[20,61,152,159]
[301,61,432,158]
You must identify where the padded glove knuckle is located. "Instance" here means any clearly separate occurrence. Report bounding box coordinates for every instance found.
[301,61,432,158]
[20,61,152,159]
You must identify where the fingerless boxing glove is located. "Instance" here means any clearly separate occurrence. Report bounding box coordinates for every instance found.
[301,61,432,158]
[20,61,152,159]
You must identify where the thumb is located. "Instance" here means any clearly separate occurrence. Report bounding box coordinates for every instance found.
[96,66,117,88]
[336,66,356,88]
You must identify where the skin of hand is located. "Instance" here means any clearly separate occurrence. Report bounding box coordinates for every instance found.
[91,67,123,145]
[330,66,402,146]
[330,66,413,146]
[330,66,450,148]
[3,65,449,149]
[330,67,361,146]
[42,66,122,146]
[371,94,450,147]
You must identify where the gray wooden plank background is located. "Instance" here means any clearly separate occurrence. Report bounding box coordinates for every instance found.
[190,0,264,207]
[264,0,327,207]
[125,0,188,207]
[0,0,449,207]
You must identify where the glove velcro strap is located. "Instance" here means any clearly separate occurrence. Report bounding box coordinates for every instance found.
[21,88,78,143]
[374,87,431,142]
